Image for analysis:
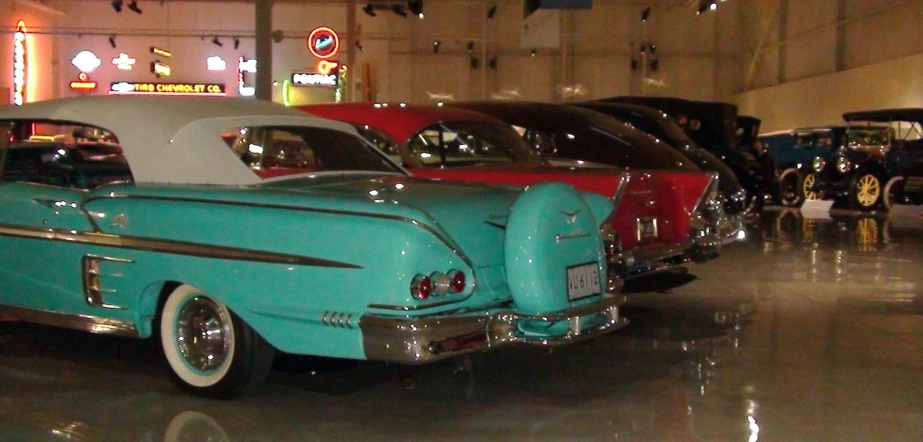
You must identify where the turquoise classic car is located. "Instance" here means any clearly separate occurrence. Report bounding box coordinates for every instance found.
[0,97,627,398]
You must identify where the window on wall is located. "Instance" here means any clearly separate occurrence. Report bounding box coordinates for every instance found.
[0,121,133,189]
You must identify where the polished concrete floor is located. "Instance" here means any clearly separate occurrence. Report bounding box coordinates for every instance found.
[2,208,923,441]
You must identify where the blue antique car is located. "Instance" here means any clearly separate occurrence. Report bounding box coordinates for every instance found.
[808,109,923,211]
[0,97,628,398]
[759,127,845,206]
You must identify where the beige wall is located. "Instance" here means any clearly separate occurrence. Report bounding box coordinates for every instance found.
[736,51,923,132]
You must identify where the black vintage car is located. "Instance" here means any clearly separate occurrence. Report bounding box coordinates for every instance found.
[449,101,699,171]
[595,96,773,213]
[574,102,747,214]
[808,109,923,211]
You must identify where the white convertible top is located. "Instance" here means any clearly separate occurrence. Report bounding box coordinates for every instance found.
[0,96,358,185]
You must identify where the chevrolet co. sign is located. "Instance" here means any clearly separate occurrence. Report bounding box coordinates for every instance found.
[109,82,226,96]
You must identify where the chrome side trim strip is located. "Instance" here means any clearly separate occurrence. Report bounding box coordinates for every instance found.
[82,193,473,270]
[691,172,720,216]
[82,254,133,310]
[0,305,139,337]
[0,223,361,268]
[368,297,472,311]
[611,172,631,209]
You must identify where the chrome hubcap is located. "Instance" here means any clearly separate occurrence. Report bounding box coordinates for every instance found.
[856,175,880,207]
[175,296,231,372]
[803,174,818,200]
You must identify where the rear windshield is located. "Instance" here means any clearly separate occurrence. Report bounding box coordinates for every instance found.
[227,126,402,179]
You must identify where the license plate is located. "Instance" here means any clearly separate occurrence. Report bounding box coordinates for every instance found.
[567,263,602,301]
[636,217,658,240]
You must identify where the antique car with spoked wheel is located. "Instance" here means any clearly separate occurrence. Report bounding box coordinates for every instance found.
[759,126,846,207]
[806,109,923,211]
[300,102,740,284]
[0,97,629,399]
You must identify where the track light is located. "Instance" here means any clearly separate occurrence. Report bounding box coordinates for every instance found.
[127,0,142,14]
[641,7,651,22]
[489,57,497,69]
[233,37,240,49]
[391,5,407,17]
[530,48,536,57]
[356,39,364,51]
[362,3,376,17]
[487,5,497,20]
[111,0,123,12]
[212,36,223,47]
[409,0,424,19]
[108,34,117,48]
[467,41,474,53]
[432,40,440,54]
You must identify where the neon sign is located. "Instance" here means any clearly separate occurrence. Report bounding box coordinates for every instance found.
[70,72,98,92]
[150,47,172,58]
[308,26,339,60]
[292,72,338,87]
[71,50,101,73]
[238,56,256,97]
[206,56,227,71]
[112,53,136,70]
[151,61,171,78]
[109,82,226,96]
[13,20,27,106]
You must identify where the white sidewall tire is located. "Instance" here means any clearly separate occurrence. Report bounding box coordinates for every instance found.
[884,176,905,211]
[160,284,235,388]
[778,168,800,206]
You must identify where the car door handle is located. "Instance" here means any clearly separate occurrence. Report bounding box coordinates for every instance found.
[32,198,59,208]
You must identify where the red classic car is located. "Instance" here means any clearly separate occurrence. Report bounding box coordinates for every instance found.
[231,103,728,280]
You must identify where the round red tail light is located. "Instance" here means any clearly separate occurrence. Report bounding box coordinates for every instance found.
[450,270,466,293]
[411,275,433,299]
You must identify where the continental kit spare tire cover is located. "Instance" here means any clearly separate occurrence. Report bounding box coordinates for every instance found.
[505,182,608,315]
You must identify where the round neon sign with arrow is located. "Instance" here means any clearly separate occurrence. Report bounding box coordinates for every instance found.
[307,26,339,60]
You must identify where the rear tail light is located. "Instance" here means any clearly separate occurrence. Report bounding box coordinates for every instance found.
[431,272,451,296]
[450,270,466,293]
[410,275,433,299]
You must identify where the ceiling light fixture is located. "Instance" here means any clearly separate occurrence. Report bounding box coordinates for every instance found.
[212,36,223,47]
[111,0,123,13]
[391,5,407,17]
[641,6,651,22]
[233,37,240,49]
[432,40,440,53]
[487,4,497,20]
[108,35,117,48]
[409,0,424,19]
[127,0,142,14]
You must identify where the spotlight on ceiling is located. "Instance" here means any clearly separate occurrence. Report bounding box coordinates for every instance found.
[127,0,142,14]
[487,4,497,20]
[108,34,117,48]
[530,48,536,57]
[356,39,364,51]
[467,41,474,53]
[391,5,407,17]
[233,37,240,49]
[432,40,440,53]
[362,3,376,17]
[409,0,424,19]
[641,6,651,22]
[111,0,123,13]
[212,36,223,47]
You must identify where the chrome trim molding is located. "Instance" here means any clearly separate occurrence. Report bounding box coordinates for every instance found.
[367,297,470,311]
[0,305,139,337]
[321,311,356,329]
[611,172,631,209]
[0,223,361,268]
[82,193,473,270]
[360,294,628,364]
[82,254,133,310]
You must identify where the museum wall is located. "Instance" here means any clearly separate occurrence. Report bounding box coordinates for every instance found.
[3,0,739,105]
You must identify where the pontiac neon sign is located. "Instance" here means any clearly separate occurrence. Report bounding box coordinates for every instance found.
[70,72,98,92]
[13,20,27,105]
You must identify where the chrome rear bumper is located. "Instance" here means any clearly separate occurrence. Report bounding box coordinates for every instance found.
[360,294,628,364]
